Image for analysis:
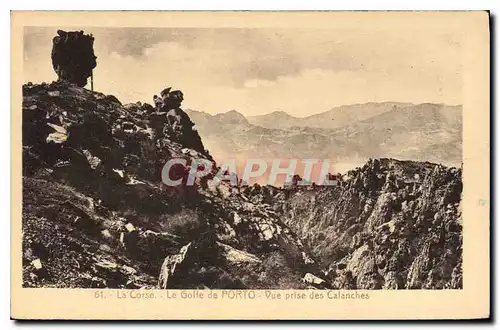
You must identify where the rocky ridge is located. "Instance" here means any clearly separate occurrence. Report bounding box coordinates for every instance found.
[187,103,462,166]
[22,81,462,290]
[22,81,324,289]
[274,158,463,289]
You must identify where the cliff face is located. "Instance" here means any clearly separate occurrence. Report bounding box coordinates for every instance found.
[277,159,463,289]
[22,81,324,289]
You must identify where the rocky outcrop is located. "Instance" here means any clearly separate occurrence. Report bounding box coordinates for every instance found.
[152,88,206,154]
[276,158,463,289]
[158,243,192,289]
[51,30,97,87]
[22,81,325,289]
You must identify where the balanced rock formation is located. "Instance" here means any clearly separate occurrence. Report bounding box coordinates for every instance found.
[51,30,97,87]
[151,88,206,154]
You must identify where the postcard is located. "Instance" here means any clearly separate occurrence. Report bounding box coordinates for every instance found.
[11,11,490,320]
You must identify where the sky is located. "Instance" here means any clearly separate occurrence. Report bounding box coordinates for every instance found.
[23,27,462,117]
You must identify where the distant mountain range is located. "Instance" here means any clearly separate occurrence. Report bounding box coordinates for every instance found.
[186,102,462,170]
[247,102,414,130]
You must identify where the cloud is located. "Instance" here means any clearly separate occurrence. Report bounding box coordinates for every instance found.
[23,27,462,117]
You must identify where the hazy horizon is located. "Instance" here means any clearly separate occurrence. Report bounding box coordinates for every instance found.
[187,101,463,119]
[24,27,462,117]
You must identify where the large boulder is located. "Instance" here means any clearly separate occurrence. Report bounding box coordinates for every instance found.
[51,30,97,87]
[158,243,192,289]
[152,88,207,154]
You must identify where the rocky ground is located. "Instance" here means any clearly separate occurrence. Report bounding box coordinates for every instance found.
[21,81,462,289]
[22,81,324,289]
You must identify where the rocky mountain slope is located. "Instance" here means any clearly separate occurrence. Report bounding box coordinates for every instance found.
[276,158,463,289]
[328,104,462,165]
[22,81,462,290]
[187,103,462,166]
[22,81,326,289]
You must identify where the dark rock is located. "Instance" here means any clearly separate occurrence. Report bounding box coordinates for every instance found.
[51,30,97,87]
[22,80,317,290]
[276,158,463,289]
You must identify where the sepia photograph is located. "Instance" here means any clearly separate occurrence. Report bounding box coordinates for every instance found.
[11,11,490,320]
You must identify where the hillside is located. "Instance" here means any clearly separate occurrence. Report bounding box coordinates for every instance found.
[328,103,462,164]
[22,81,326,289]
[247,110,302,130]
[21,81,462,290]
[277,158,463,289]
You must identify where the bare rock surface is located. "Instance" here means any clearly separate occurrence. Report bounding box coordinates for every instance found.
[276,158,463,289]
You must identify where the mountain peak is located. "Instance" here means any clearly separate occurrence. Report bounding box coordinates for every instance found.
[225,109,245,116]
[215,110,249,125]
[270,110,291,116]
